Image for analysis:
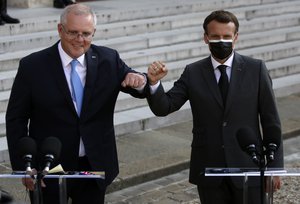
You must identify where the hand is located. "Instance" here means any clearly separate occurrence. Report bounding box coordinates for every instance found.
[265,176,281,193]
[22,169,46,191]
[121,72,146,88]
[147,61,168,85]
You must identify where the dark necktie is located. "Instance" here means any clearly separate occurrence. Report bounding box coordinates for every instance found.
[70,59,83,115]
[217,65,229,105]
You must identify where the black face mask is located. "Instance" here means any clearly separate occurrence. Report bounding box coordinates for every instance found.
[209,40,233,60]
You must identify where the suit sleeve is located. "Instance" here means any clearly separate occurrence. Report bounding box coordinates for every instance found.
[5,58,33,170]
[147,66,189,116]
[258,61,284,168]
[115,51,147,98]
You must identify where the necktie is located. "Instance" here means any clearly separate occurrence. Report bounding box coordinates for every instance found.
[217,65,229,105]
[70,59,83,115]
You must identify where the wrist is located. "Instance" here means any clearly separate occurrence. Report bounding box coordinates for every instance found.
[149,81,159,86]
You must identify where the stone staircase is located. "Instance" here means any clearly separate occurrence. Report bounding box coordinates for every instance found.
[1,0,300,161]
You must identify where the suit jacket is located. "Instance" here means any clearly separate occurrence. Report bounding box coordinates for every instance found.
[147,52,283,188]
[6,42,146,187]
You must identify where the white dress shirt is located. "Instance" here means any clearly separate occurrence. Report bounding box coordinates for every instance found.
[211,52,234,82]
[58,42,86,157]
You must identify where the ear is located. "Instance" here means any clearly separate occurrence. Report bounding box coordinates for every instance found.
[204,33,209,44]
[57,24,63,37]
[232,32,239,49]
[233,32,239,43]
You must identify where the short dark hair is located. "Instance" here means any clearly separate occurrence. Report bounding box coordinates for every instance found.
[203,10,239,34]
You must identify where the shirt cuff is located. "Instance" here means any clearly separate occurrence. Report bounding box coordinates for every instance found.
[149,81,161,94]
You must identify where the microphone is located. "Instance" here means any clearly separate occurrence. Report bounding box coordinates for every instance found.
[263,125,281,163]
[236,127,259,165]
[17,137,37,174]
[41,137,62,175]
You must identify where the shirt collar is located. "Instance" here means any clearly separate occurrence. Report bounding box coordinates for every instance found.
[58,42,86,67]
[211,52,235,70]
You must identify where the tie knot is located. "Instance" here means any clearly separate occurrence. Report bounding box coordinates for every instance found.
[70,59,78,70]
[217,65,227,73]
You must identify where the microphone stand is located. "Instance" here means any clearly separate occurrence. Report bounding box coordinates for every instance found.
[32,171,44,204]
[258,153,266,204]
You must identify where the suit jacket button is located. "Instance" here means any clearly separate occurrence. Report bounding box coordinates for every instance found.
[223,122,227,127]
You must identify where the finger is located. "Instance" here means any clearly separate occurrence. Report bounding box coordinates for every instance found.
[150,64,158,73]
[157,61,165,69]
[155,61,165,69]
[22,178,35,191]
[41,180,47,188]
[121,80,126,87]
[136,77,145,87]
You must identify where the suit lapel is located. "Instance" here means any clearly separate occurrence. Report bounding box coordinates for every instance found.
[80,48,99,117]
[224,53,245,115]
[48,43,78,115]
[201,58,223,108]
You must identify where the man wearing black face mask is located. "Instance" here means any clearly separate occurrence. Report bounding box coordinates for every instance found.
[146,10,283,204]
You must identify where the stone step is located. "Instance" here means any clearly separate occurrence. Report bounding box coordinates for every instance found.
[0,70,16,91]
[0,24,300,112]
[2,0,297,36]
[0,34,300,112]
[1,12,298,70]
[2,19,300,71]
[1,35,299,102]
[231,0,300,20]
[273,73,300,97]
[0,54,299,114]
[122,38,300,68]
[238,40,300,64]
[1,1,300,53]
[268,56,300,79]
[2,10,300,55]
[0,91,10,113]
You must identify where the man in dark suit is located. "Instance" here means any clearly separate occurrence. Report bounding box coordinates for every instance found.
[6,4,146,204]
[53,0,75,9]
[146,10,283,204]
[0,0,20,25]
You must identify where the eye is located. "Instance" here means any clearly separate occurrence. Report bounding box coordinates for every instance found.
[69,31,78,36]
[82,32,92,38]
[223,35,233,40]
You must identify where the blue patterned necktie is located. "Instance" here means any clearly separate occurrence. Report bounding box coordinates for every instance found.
[70,59,83,115]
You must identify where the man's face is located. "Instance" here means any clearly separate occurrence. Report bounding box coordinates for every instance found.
[204,20,238,48]
[58,12,95,59]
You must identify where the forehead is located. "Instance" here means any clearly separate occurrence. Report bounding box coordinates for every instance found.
[65,12,95,30]
[206,20,236,35]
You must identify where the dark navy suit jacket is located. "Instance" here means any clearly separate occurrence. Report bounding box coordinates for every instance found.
[147,52,283,188]
[6,41,146,187]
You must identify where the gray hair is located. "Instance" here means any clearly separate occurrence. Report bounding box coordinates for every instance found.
[60,4,97,27]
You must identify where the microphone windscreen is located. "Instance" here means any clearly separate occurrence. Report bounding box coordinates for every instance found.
[263,125,281,147]
[17,137,37,157]
[41,137,62,160]
[236,127,257,151]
